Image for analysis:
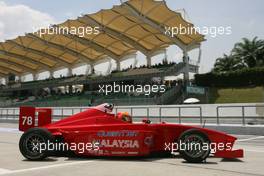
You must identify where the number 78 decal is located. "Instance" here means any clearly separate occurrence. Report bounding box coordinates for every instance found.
[22,116,33,125]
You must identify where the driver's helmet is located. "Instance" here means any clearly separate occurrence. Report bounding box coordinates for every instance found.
[116,112,132,123]
[93,103,114,114]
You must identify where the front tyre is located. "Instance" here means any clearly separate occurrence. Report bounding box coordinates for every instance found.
[178,129,211,163]
[19,128,53,161]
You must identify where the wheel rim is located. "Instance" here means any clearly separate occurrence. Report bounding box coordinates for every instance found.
[24,134,45,156]
[182,134,209,158]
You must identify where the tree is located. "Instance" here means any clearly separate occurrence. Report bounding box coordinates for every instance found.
[213,54,245,73]
[232,37,264,68]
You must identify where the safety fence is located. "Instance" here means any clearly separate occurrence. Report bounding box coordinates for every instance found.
[0,105,263,126]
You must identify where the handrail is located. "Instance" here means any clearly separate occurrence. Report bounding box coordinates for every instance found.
[216,105,264,125]
[1,104,263,126]
[0,105,203,124]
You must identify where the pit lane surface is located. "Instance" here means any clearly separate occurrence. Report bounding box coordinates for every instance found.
[0,123,264,176]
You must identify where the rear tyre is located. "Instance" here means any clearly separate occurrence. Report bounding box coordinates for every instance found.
[19,128,53,161]
[178,129,211,163]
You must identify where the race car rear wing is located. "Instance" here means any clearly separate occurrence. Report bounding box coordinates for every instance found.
[19,107,52,132]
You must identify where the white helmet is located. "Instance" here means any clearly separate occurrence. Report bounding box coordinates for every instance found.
[93,103,114,114]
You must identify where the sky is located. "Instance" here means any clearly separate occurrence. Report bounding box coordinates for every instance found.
[0,0,264,81]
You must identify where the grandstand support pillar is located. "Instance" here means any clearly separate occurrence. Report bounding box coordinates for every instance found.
[146,56,151,67]
[5,77,9,85]
[164,49,168,63]
[49,70,54,79]
[183,50,190,85]
[90,64,95,74]
[18,76,21,82]
[19,75,24,82]
[67,68,73,77]
[116,60,121,71]
[132,56,138,68]
[33,74,38,81]
[85,65,90,75]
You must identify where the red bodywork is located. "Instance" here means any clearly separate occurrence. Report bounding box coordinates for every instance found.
[19,105,243,158]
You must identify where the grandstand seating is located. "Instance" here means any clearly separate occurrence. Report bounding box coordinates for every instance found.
[0,62,191,91]
[0,83,184,107]
[0,62,197,107]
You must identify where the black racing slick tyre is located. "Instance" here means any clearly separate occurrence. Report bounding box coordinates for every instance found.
[178,129,211,163]
[19,128,54,161]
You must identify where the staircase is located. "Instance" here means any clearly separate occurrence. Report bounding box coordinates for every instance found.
[156,85,184,105]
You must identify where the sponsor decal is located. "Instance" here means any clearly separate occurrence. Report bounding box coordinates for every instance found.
[97,131,138,137]
[127,152,139,155]
[99,139,139,149]
[144,136,153,146]
[111,151,126,155]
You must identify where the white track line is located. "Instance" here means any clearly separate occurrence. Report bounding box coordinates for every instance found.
[245,149,264,153]
[0,128,20,133]
[0,169,11,175]
[0,160,94,175]
[237,136,264,142]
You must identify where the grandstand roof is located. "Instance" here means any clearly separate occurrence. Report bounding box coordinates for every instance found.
[0,0,205,77]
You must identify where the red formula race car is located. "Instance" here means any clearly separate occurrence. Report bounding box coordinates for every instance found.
[18,103,243,163]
